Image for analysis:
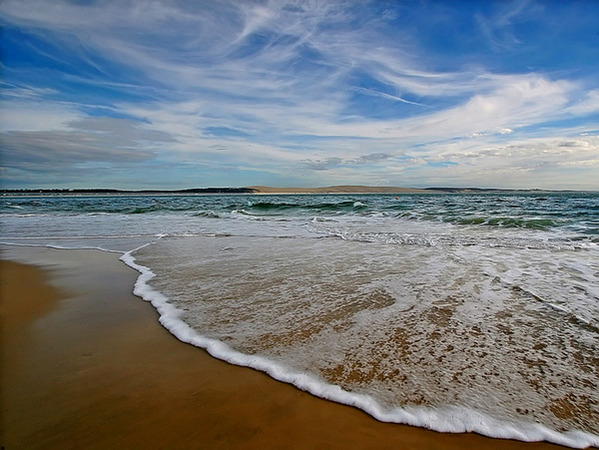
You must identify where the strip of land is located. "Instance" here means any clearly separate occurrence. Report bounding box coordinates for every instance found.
[1,245,568,449]
[1,185,565,196]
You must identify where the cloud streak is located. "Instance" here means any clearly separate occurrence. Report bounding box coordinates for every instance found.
[1,0,598,189]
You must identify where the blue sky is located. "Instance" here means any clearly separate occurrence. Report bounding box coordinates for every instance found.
[1,0,598,189]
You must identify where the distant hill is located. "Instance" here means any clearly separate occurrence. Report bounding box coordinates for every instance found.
[1,187,255,195]
[2,185,427,195]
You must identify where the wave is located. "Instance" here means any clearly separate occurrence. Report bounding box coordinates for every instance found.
[242,200,368,214]
[308,225,596,251]
[0,241,123,254]
[390,211,566,231]
[456,216,558,230]
[193,211,220,218]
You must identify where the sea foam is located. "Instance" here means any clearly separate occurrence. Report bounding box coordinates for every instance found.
[120,246,599,449]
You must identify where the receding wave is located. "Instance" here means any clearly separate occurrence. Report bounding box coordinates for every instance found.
[456,216,558,230]
[126,233,599,449]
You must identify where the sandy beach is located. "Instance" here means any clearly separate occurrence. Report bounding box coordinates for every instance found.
[0,245,574,449]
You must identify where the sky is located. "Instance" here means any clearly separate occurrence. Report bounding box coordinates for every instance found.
[1,0,599,190]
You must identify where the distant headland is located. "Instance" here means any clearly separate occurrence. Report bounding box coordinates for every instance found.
[0,185,572,196]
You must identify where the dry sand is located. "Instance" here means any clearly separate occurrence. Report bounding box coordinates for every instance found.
[1,246,571,449]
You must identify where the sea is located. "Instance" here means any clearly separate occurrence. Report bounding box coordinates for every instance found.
[1,192,598,448]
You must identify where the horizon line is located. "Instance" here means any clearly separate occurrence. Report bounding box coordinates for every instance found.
[2,185,597,194]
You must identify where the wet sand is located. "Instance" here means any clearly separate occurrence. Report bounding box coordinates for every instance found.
[0,246,573,449]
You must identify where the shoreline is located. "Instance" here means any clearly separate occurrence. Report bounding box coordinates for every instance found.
[0,245,578,449]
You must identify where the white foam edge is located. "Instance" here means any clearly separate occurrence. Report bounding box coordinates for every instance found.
[120,247,599,449]
[0,240,122,254]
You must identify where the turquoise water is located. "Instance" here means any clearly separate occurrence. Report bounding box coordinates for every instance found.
[2,192,598,447]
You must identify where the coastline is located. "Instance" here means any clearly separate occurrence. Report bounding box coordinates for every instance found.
[0,245,576,449]
[4,185,588,198]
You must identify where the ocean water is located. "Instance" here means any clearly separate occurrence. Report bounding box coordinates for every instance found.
[2,192,598,448]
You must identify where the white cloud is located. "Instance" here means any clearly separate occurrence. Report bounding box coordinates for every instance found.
[409,75,573,137]
[475,0,544,51]
[564,89,599,115]
[0,99,83,132]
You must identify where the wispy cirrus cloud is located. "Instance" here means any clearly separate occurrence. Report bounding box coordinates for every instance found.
[1,0,598,189]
